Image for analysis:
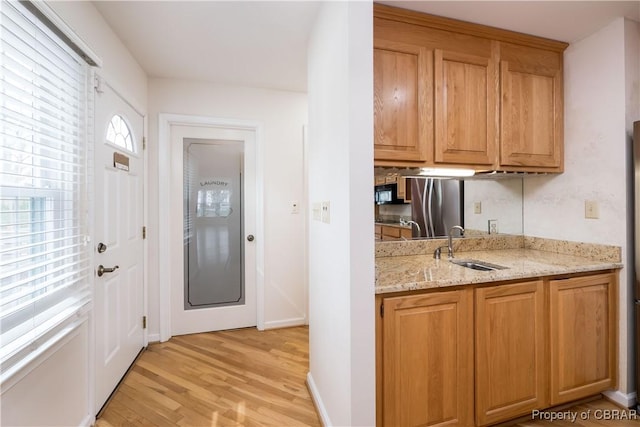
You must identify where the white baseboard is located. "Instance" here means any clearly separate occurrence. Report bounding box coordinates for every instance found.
[603,390,637,408]
[147,333,161,343]
[263,317,306,330]
[147,317,306,341]
[80,413,94,427]
[307,372,331,426]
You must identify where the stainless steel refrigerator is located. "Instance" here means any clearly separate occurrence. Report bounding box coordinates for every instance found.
[634,120,640,406]
[410,178,464,238]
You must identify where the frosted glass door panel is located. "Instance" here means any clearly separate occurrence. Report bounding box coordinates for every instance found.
[183,140,244,309]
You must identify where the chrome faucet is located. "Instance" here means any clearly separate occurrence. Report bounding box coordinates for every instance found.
[400,218,421,237]
[433,225,465,260]
[447,225,464,258]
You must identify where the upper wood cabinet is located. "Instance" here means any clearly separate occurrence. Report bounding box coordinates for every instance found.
[434,49,497,166]
[500,43,563,169]
[374,45,430,162]
[373,4,568,172]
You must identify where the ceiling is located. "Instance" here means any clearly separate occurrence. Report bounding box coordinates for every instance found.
[93,1,321,92]
[94,1,640,93]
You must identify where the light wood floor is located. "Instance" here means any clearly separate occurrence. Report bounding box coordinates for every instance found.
[97,325,639,427]
[96,326,320,427]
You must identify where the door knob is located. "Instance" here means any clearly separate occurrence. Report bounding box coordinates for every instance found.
[97,265,119,277]
[247,235,255,242]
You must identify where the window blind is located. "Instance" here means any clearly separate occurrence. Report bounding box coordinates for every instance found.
[0,1,90,378]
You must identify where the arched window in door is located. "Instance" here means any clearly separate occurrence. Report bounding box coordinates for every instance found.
[106,114,135,152]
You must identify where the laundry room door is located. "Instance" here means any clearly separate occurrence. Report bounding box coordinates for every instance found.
[93,76,145,411]
[170,124,257,336]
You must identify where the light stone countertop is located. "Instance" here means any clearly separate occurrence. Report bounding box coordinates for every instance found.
[375,248,623,294]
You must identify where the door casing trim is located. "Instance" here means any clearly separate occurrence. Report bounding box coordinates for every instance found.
[158,113,264,342]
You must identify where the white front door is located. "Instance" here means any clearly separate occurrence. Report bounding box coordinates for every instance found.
[170,125,256,335]
[93,77,145,411]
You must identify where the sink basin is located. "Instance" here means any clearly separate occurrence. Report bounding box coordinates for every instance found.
[450,259,508,271]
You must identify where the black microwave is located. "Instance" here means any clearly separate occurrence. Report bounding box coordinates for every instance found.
[375,183,405,205]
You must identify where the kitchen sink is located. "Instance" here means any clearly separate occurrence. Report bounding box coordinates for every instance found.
[450,259,508,271]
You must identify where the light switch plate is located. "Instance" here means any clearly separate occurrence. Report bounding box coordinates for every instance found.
[321,201,330,224]
[585,200,599,219]
[312,203,321,221]
[474,202,482,214]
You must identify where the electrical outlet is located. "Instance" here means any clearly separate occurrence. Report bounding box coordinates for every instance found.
[585,200,599,219]
[488,219,498,234]
[474,202,482,214]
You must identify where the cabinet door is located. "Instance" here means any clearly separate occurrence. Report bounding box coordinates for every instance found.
[400,227,412,240]
[475,281,546,426]
[549,273,617,405]
[434,49,498,166]
[383,290,473,427]
[381,226,401,241]
[374,45,431,163]
[396,177,412,202]
[500,59,563,169]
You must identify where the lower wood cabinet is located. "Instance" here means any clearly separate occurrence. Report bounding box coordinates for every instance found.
[376,271,618,427]
[378,224,413,241]
[475,281,546,426]
[549,273,617,405]
[380,290,474,427]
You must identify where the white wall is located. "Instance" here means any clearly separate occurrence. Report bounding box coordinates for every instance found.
[464,179,524,235]
[627,20,640,131]
[1,322,91,427]
[306,2,375,426]
[48,1,148,111]
[146,79,308,336]
[523,17,639,402]
[0,3,148,426]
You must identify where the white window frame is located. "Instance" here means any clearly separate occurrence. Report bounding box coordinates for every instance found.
[0,0,99,384]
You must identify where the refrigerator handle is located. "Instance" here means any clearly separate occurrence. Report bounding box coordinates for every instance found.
[427,179,435,238]
[421,180,429,237]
